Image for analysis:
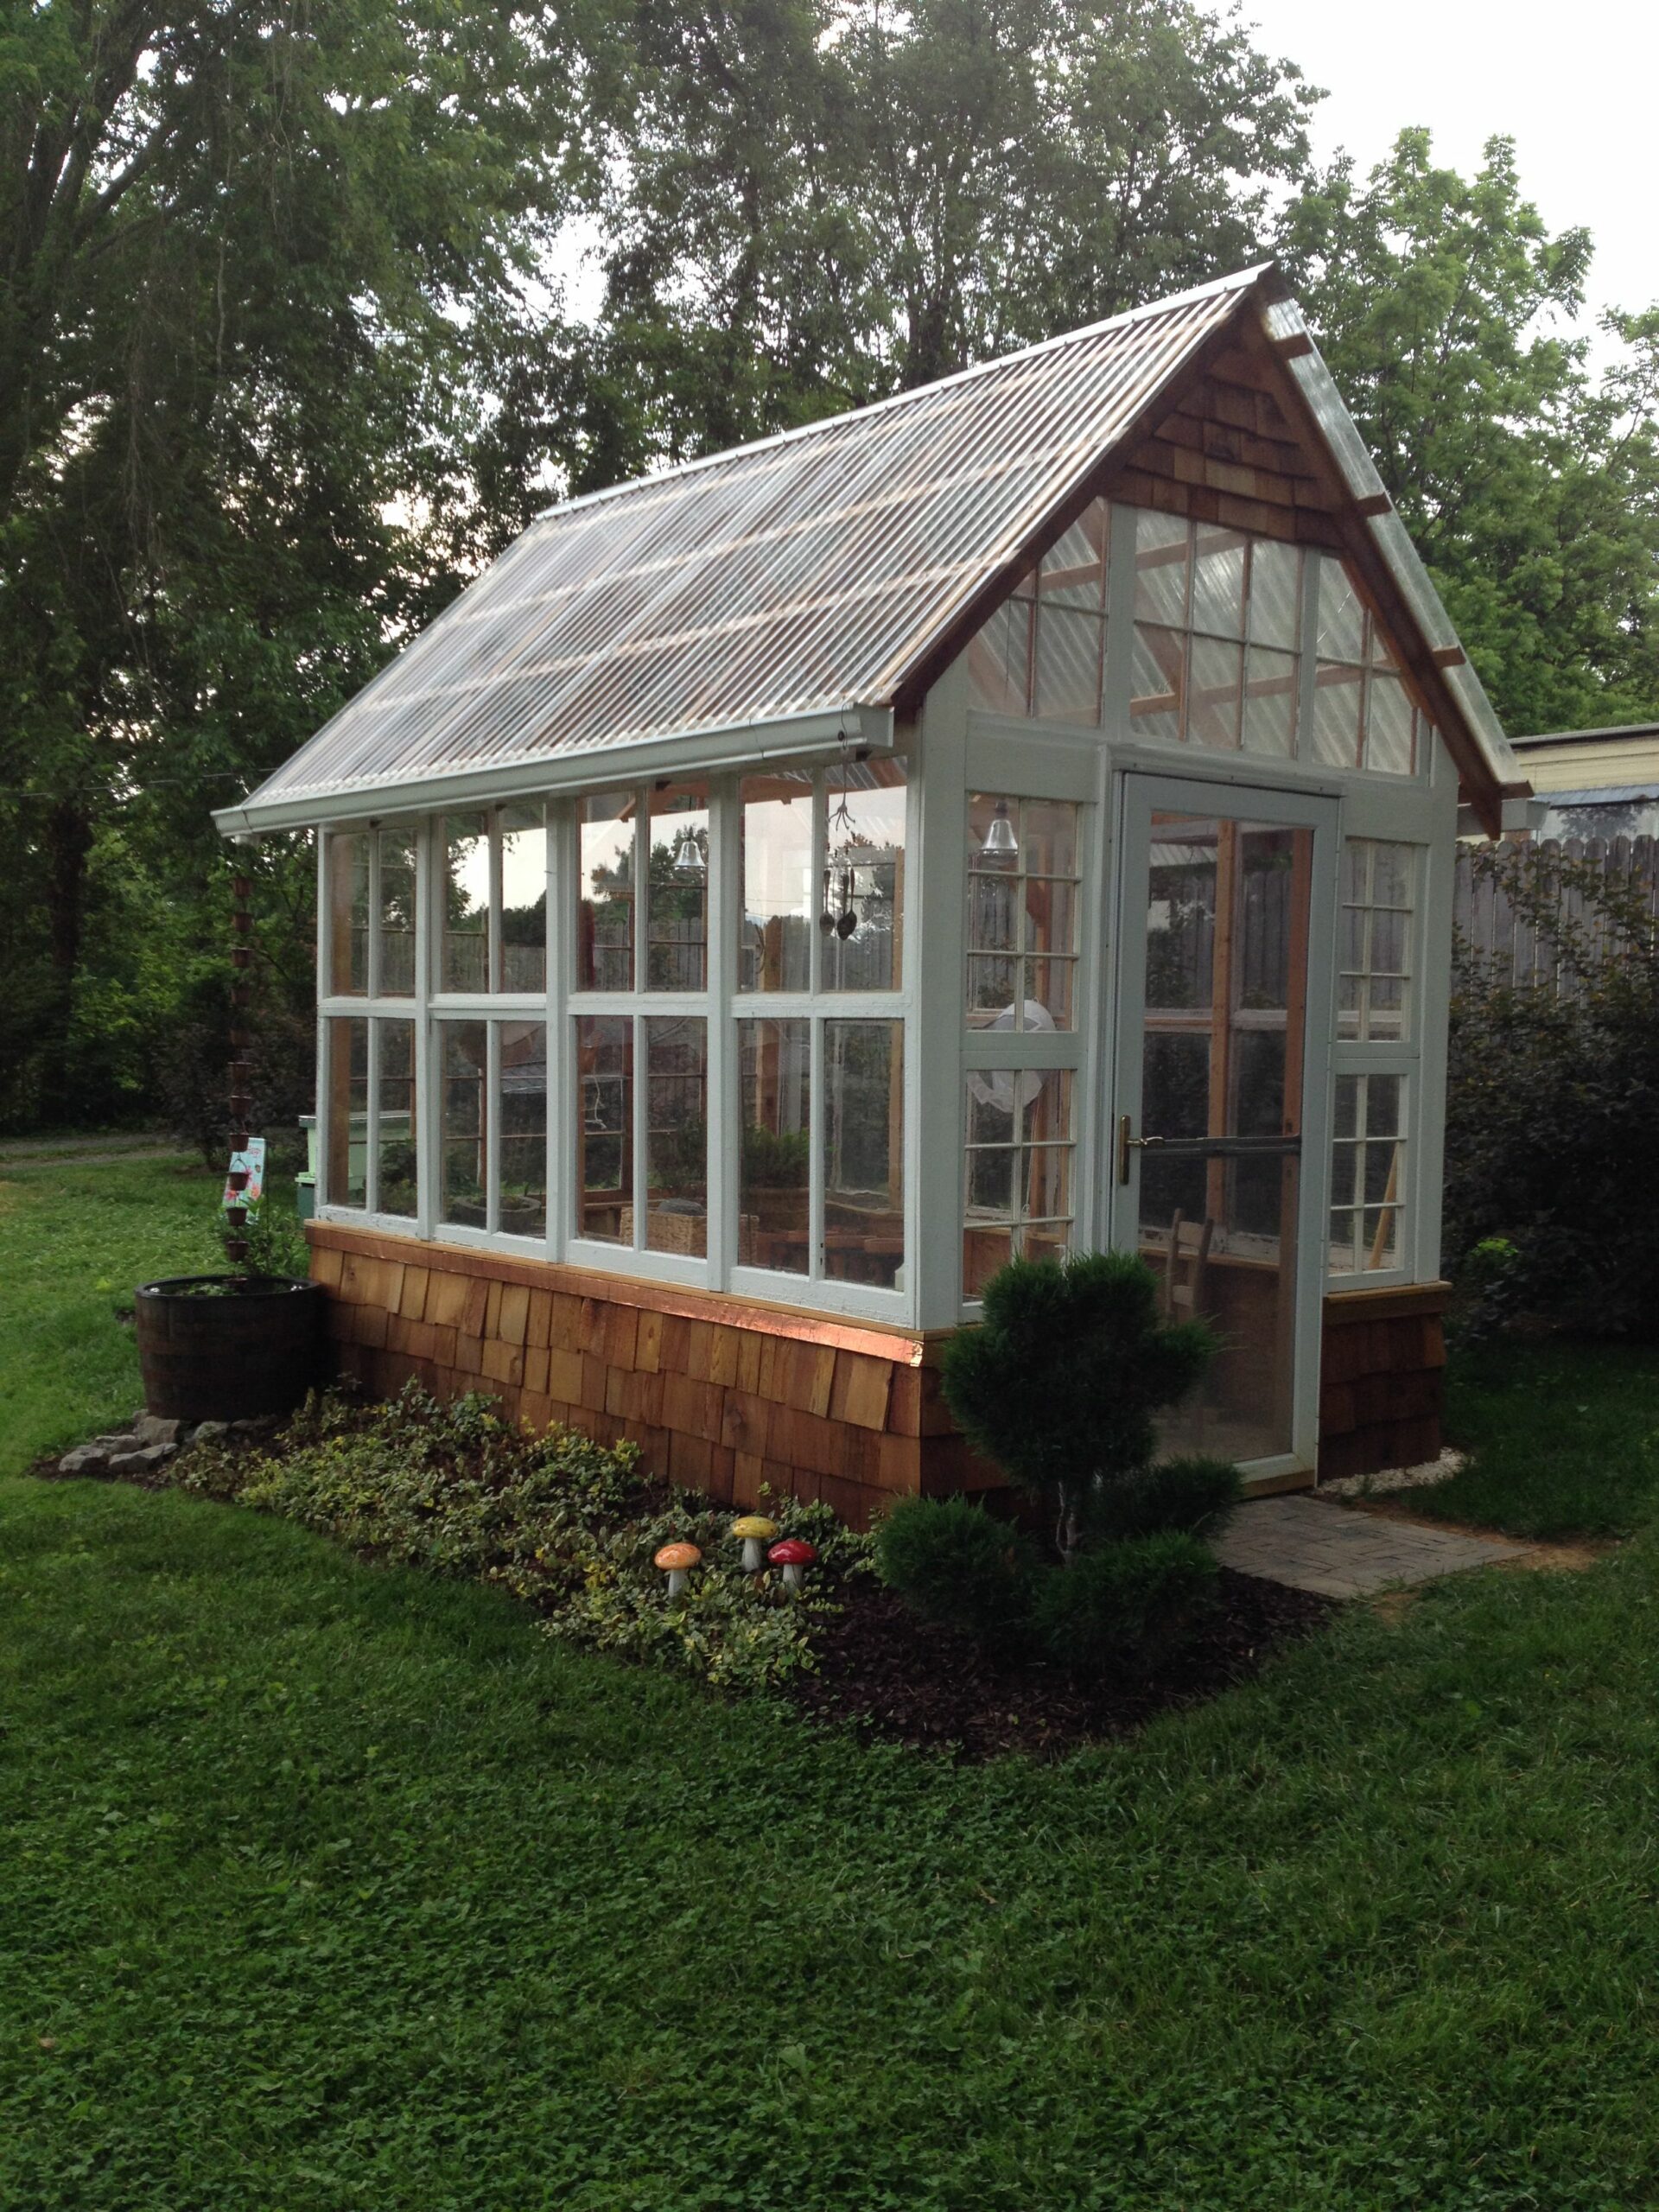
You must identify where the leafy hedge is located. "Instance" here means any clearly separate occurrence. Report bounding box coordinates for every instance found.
[166,1386,867,1693]
[1447,844,1659,1338]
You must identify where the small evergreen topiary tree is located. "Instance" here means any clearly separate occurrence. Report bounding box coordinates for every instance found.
[941,1251,1215,1561]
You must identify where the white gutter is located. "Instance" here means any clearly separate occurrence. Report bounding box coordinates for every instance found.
[212,702,894,838]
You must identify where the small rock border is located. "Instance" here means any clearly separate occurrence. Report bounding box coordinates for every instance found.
[1319,1447,1467,1501]
[54,1413,281,1481]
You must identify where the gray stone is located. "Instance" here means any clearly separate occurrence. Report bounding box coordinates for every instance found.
[57,1445,111,1477]
[189,1421,230,1447]
[133,1414,182,1448]
[108,1443,176,1475]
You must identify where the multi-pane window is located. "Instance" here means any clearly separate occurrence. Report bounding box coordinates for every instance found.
[1340,842,1414,1041]
[1330,1073,1406,1274]
[572,780,711,1266]
[964,501,1108,723]
[1330,833,1420,1281]
[327,828,417,998]
[963,1069,1075,1296]
[1310,565,1419,776]
[325,1011,419,1217]
[967,500,1435,779]
[437,1019,547,1237]
[441,806,547,993]
[1132,514,1306,757]
[961,793,1084,1301]
[964,794,1080,1029]
[734,762,909,1295]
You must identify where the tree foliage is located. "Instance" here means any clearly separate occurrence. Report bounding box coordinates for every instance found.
[1446,845,1659,1342]
[1283,130,1659,738]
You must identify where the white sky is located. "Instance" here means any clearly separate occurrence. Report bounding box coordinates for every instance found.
[1244,0,1659,329]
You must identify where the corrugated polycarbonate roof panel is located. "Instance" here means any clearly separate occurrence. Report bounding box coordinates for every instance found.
[238,271,1267,817]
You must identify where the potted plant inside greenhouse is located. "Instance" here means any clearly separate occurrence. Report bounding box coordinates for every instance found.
[133,871,323,1424]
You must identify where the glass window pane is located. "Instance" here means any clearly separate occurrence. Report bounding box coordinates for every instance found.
[1243,645,1297,757]
[965,593,1032,716]
[1340,840,1415,1042]
[823,761,906,992]
[823,1021,903,1288]
[1188,636,1243,750]
[1248,540,1300,651]
[1130,623,1185,743]
[1310,664,1363,768]
[1039,504,1107,608]
[740,771,813,992]
[438,1020,487,1227]
[1316,557,1366,661]
[1190,528,1246,638]
[578,793,636,992]
[1362,1206,1401,1269]
[328,835,370,996]
[1033,604,1103,725]
[575,1015,632,1244]
[326,1016,368,1205]
[497,1020,546,1236]
[1333,1073,1358,1141]
[441,816,491,994]
[378,831,417,995]
[1024,957,1076,1027]
[1135,510,1188,625]
[966,953,1019,1023]
[962,1069,1074,1299]
[739,1019,810,1274]
[1025,874,1077,963]
[499,807,547,993]
[375,1020,417,1218]
[643,1017,707,1255]
[1330,1141,1357,1208]
[1365,670,1416,775]
[1022,800,1077,879]
[647,782,709,991]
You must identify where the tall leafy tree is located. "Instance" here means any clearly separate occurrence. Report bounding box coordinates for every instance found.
[1281,130,1659,736]
[588,0,1316,457]
[0,0,593,1123]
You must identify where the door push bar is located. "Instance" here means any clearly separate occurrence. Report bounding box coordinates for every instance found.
[1118,1115,1302,1184]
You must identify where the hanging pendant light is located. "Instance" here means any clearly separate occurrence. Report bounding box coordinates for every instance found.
[673,823,706,879]
[982,798,1019,864]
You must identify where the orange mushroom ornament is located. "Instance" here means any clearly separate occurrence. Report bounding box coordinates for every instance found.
[653,1541,702,1599]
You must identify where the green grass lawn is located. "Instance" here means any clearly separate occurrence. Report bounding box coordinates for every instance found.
[1431,1335,1659,1540]
[0,1152,222,1475]
[5,1158,1659,2207]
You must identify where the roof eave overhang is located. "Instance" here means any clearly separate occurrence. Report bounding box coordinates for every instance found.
[213,702,897,838]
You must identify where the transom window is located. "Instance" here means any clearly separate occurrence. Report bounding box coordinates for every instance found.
[966,499,1439,779]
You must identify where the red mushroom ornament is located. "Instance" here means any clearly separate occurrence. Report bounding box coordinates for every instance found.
[767,1537,817,1591]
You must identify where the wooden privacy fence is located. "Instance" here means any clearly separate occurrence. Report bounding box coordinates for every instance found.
[1453,836,1659,988]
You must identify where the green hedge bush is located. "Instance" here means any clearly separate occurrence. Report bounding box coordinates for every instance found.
[872,1495,1038,1654]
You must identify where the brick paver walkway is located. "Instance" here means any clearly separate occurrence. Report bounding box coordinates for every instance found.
[1217,1495,1528,1599]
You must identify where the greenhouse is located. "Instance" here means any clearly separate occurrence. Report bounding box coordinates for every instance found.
[217,263,1532,1524]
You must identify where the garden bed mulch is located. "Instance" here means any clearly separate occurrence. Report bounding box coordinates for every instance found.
[41,1429,1332,1762]
[789,1567,1332,1760]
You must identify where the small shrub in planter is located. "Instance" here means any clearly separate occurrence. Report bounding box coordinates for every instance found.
[873,1496,1038,1655]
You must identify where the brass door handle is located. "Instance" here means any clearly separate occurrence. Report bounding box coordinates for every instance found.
[1117,1114,1165,1184]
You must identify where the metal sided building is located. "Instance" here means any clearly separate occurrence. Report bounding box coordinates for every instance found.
[217,264,1533,1524]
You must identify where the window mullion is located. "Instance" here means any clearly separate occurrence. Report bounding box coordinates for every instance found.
[414,820,437,1242]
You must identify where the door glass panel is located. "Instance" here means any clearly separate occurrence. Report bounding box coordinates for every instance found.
[1133,812,1313,1464]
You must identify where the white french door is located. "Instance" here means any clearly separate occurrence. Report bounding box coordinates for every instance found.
[1109,773,1338,1478]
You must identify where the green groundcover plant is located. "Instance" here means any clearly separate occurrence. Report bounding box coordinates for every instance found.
[164,1385,865,1694]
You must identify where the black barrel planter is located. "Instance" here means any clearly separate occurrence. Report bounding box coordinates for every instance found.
[134,1275,325,1424]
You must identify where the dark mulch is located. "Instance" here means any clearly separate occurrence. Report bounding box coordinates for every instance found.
[791,1568,1333,1760]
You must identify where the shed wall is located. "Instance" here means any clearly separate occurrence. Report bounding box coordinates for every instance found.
[309,1224,1446,1522]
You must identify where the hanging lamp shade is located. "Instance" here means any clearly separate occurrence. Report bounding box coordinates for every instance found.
[982,798,1019,862]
